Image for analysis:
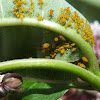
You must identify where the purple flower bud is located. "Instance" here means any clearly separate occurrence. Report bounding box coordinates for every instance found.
[1,73,23,94]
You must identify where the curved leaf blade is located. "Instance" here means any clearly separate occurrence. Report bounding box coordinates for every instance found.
[7,80,69,100]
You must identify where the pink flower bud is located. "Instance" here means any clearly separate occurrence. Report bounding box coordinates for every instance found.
[1,73,23,94]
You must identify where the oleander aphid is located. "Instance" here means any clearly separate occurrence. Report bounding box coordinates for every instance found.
[13,0,92,69]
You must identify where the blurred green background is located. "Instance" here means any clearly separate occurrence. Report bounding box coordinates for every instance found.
[67,0,100,22]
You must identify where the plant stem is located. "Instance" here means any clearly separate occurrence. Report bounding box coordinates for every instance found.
[0,59,100,91]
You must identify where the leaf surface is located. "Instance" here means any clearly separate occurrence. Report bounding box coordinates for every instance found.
[7,80,69,100]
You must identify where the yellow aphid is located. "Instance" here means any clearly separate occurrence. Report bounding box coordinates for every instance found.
[29,13,32,16]
[32,3,34,6]
[65,7,70,14]
[59,46,64,50]
[59,35,66,41]
[43,43,50,48]
[92,44,95,46]
[39,0,43,4]
[60,18,66,23]
[60,49,65,54]
[15,11,19,15]
[37,15,43,20]
[40,4,43,8]
[64,8,66,11]
[16,1,22,6]
[16,14,20,18]
[71,43,75,46]
[77,29,80,32]
[45,56,50,59]
[48,17,51,19]
[65,24,67,27]
[82,32,85,35]
[23,1,27,3]
[13,12,16,14]
[81,18,84,22]
[74,12,78,17]
[60,13,64,18]
[65,44,70,48]
[20,15,24,18]
[65,14,70,20]
[78,63,86,68]
[68,20,72,26]
[20,13,25,18]
[82,57,88,62]
[61,8,64,12]
[51,53,56,58]
[21,7,25,11]
[14,7,20,11]
[75,23,78,28]
[54,37,58,42]
[50,9,54,16]
[31,0,33,4]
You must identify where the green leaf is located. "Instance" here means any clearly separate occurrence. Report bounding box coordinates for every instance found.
[7,80,69,100]
[13,68,77,83]
[0,0,100,99]
[55,49,81,62]
[0,0,99,74]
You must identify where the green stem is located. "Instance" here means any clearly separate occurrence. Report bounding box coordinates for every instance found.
[0,18,99,75]
[0,59,100,91]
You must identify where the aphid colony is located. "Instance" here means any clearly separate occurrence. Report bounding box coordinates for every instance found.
[41,31,88,68]
[13,0,34,18]
[13,0,90,68]
[13,0,95,46]
[57,8,95,46]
